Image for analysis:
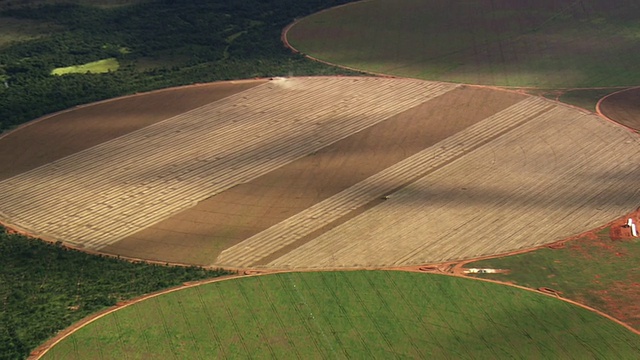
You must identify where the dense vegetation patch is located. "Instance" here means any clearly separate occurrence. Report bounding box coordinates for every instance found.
[0,0,359,132]
[0,228,233,359]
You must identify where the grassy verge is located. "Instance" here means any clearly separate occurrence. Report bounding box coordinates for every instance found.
[0,228,233,359]
[525,87,625,113]
[557,88,627,113]
[51,57,119,75]
[41,271,640,359]
[466,228,640,330]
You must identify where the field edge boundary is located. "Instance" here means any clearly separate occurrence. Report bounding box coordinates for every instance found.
[282,0,398,80]
[0,78,268,141]
[27,267,640,359]
[596,86,640,133]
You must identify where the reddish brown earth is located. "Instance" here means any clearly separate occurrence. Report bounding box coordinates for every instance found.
[598,87,640,132]
[0,80,265,181]
[609,208,640,240]
[568,230,640,330]
[101,86,526,265]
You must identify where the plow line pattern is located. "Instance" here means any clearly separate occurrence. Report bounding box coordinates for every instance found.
[269,105,640,268]
[0,77,454,248]
[216,97,552,267]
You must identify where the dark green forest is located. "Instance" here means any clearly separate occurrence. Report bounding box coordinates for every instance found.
[0,1,358,359]
[0,0,359,132]
[0,228,233,359]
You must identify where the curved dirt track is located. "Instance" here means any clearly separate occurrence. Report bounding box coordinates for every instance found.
[598,87,640,132]
[1,76,639,269]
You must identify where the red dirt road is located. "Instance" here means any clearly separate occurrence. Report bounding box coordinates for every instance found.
[597,87,640,132]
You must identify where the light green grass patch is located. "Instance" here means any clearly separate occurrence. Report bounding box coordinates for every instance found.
[42,271,640,359]
[51,58,119,75]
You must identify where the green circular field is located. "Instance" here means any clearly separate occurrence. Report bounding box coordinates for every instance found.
[42,271,640,359]
[287,0,640,88]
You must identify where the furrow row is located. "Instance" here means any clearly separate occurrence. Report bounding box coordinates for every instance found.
[266,107,640,268]
[0,78,440,197]
[0,78,456,248]
[395,117,624,264]
[58,81,456,246]
[215,96,553,266]
[266,106,578,267]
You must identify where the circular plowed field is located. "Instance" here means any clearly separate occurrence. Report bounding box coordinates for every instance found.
[39,272,640,359]
[598,87,640,132]
[1,77,639,268]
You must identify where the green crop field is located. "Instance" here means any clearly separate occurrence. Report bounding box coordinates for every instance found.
[0,229,233,359]
[466,228,640,331]
[42,271,640,359]
[287,0,640,88]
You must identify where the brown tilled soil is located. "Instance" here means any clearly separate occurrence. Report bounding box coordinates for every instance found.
[0,80,265,181]
[598,88,640,132]
[100,86,526,265]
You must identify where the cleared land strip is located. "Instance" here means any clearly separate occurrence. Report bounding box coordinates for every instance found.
[268,105,640,268]
[0,81,265,181]
[99,85,524,265]
[214,97,553,267]
[0,77,455,248]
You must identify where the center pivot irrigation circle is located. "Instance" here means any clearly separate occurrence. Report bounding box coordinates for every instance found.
[0,77,639,269]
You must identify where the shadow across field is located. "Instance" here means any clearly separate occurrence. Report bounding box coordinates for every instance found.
[2,78,639,269]
[287,0,640,87]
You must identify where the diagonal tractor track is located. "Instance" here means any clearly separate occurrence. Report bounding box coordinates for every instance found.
[266,104,640,268]
[215,96,554,267]
[0,77,455,249]
[1,76,639,269]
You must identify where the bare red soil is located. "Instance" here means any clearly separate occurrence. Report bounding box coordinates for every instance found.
[609,208,640,240]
